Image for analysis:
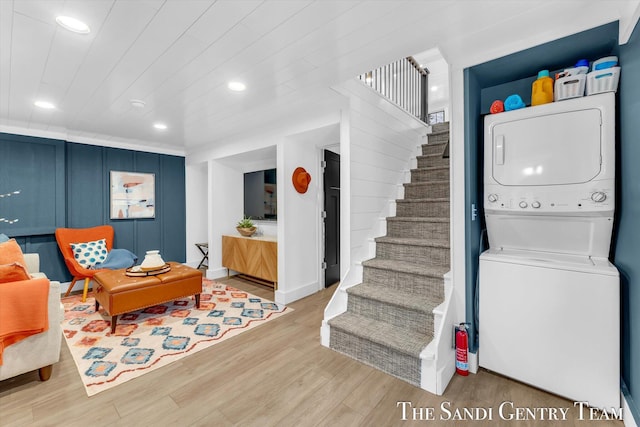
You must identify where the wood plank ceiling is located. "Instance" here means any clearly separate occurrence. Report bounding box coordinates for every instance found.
[0,0,637,155]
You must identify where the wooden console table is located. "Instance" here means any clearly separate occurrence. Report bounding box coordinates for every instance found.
[222,235,277,289]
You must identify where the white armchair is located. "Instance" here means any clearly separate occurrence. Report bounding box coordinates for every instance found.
[0,253,63,382]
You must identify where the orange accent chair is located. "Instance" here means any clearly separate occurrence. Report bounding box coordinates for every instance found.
[55,225,114,302]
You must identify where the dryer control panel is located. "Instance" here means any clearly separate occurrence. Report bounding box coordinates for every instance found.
[484,181,615,214]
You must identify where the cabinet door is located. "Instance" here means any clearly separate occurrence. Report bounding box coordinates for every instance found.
[261,241,278,282]
[244,239,262,277]
[222,236,249,273]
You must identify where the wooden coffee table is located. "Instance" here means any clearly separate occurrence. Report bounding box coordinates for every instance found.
[93,262,202,333]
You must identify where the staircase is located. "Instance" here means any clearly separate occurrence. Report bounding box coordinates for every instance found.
[327,122,450,387]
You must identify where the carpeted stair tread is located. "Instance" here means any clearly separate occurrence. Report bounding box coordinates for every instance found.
[375,236,450,248]
[403,181,450,199]
[417,153,448,160]
[424,136,448,143]
[417,157,449,169]
[429,126,449,134]
[396,197,449,203]
[386,216,449,223]
[427,128,449,136]
[329,313,431,357]
[422,141,449,149]
[424,138,447,144]
[347,282,443,313]
[363,258,449,276]
[404,180,449,186]
[416,153,449,166]
[411,165,449,172]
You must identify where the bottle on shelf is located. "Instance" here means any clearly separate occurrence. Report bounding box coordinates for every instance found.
[531,70,554,106]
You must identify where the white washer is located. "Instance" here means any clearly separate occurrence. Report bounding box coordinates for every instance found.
[479,93,620,411]
[480,249,619,410]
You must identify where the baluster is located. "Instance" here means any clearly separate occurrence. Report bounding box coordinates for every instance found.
[401,60,404,106]
[411,67,415,116]
[403,59,407,112]
[393,61,397,104]
[384,64,389,99]
[361,57,430,121]
[400,60,404,109]
[413,70,420,117]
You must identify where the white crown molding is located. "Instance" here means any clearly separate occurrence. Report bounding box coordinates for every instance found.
[0,124,185,157]
[619,1,640,44]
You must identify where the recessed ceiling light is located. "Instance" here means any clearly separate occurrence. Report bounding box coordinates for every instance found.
[130,99,146,108]
[153,122,167,130]
[430,85,438,92]
[34,100,56,109]
[228,81,246,92]
[55,16,90,34]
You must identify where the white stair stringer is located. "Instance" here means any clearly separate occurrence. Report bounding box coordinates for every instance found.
[320,260,364,347]
[420,271,455,395]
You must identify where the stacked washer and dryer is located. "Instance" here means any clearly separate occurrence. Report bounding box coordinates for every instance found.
[479,92,619,411]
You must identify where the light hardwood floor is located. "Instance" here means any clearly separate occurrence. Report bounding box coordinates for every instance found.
[0,277,624,427]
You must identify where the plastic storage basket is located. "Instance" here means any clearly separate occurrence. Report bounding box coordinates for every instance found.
[555,74,586,101]
[586,67,620,95]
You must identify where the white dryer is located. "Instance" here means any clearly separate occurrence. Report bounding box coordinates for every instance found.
[479,93,620,411]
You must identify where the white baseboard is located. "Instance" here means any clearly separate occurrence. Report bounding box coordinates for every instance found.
[320,320,330,347]
[437,353,456,395]
[184,260,201,269]
[274,280,318,305]
[468,350,479,374]
[59,280,97,295]
[206,267,228,280]
[58,280,76,294]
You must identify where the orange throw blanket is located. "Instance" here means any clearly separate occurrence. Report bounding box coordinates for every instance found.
[0,278,49,365]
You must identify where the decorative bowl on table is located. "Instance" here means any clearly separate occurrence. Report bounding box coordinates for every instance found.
[140,250,166,271]
[236,226,257,237]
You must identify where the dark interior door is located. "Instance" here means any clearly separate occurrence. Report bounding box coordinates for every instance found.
[323,149,340,287]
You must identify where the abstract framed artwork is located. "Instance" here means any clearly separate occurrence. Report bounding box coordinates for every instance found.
[110,171,155,219]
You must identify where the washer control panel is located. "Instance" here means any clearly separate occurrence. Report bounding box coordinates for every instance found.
[484,182,615,214]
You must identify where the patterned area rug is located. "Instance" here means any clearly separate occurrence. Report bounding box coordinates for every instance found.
[61,279,291,396]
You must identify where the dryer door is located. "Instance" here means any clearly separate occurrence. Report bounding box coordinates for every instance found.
[491,108,601,186]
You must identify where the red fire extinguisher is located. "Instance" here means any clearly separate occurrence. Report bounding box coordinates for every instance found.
[455,323,469,376]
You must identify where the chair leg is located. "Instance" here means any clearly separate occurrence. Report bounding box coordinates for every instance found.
[65,277,79,297]
[82,277,91,302]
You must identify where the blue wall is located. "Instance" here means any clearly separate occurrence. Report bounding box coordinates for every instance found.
[616,18,640,421]
[465,20,640,419]
[0,134,65,236]
[0,133,186,282]
[463,68,482,352]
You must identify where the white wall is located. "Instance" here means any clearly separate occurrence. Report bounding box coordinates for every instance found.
[187,79,426,312]
[276,124,340,304]
[185,161,208,267]
[254,220,277,237]
[184,93,346,304]
[323,79,428,320]
[334,79,428,287]
[207,160,244,278]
